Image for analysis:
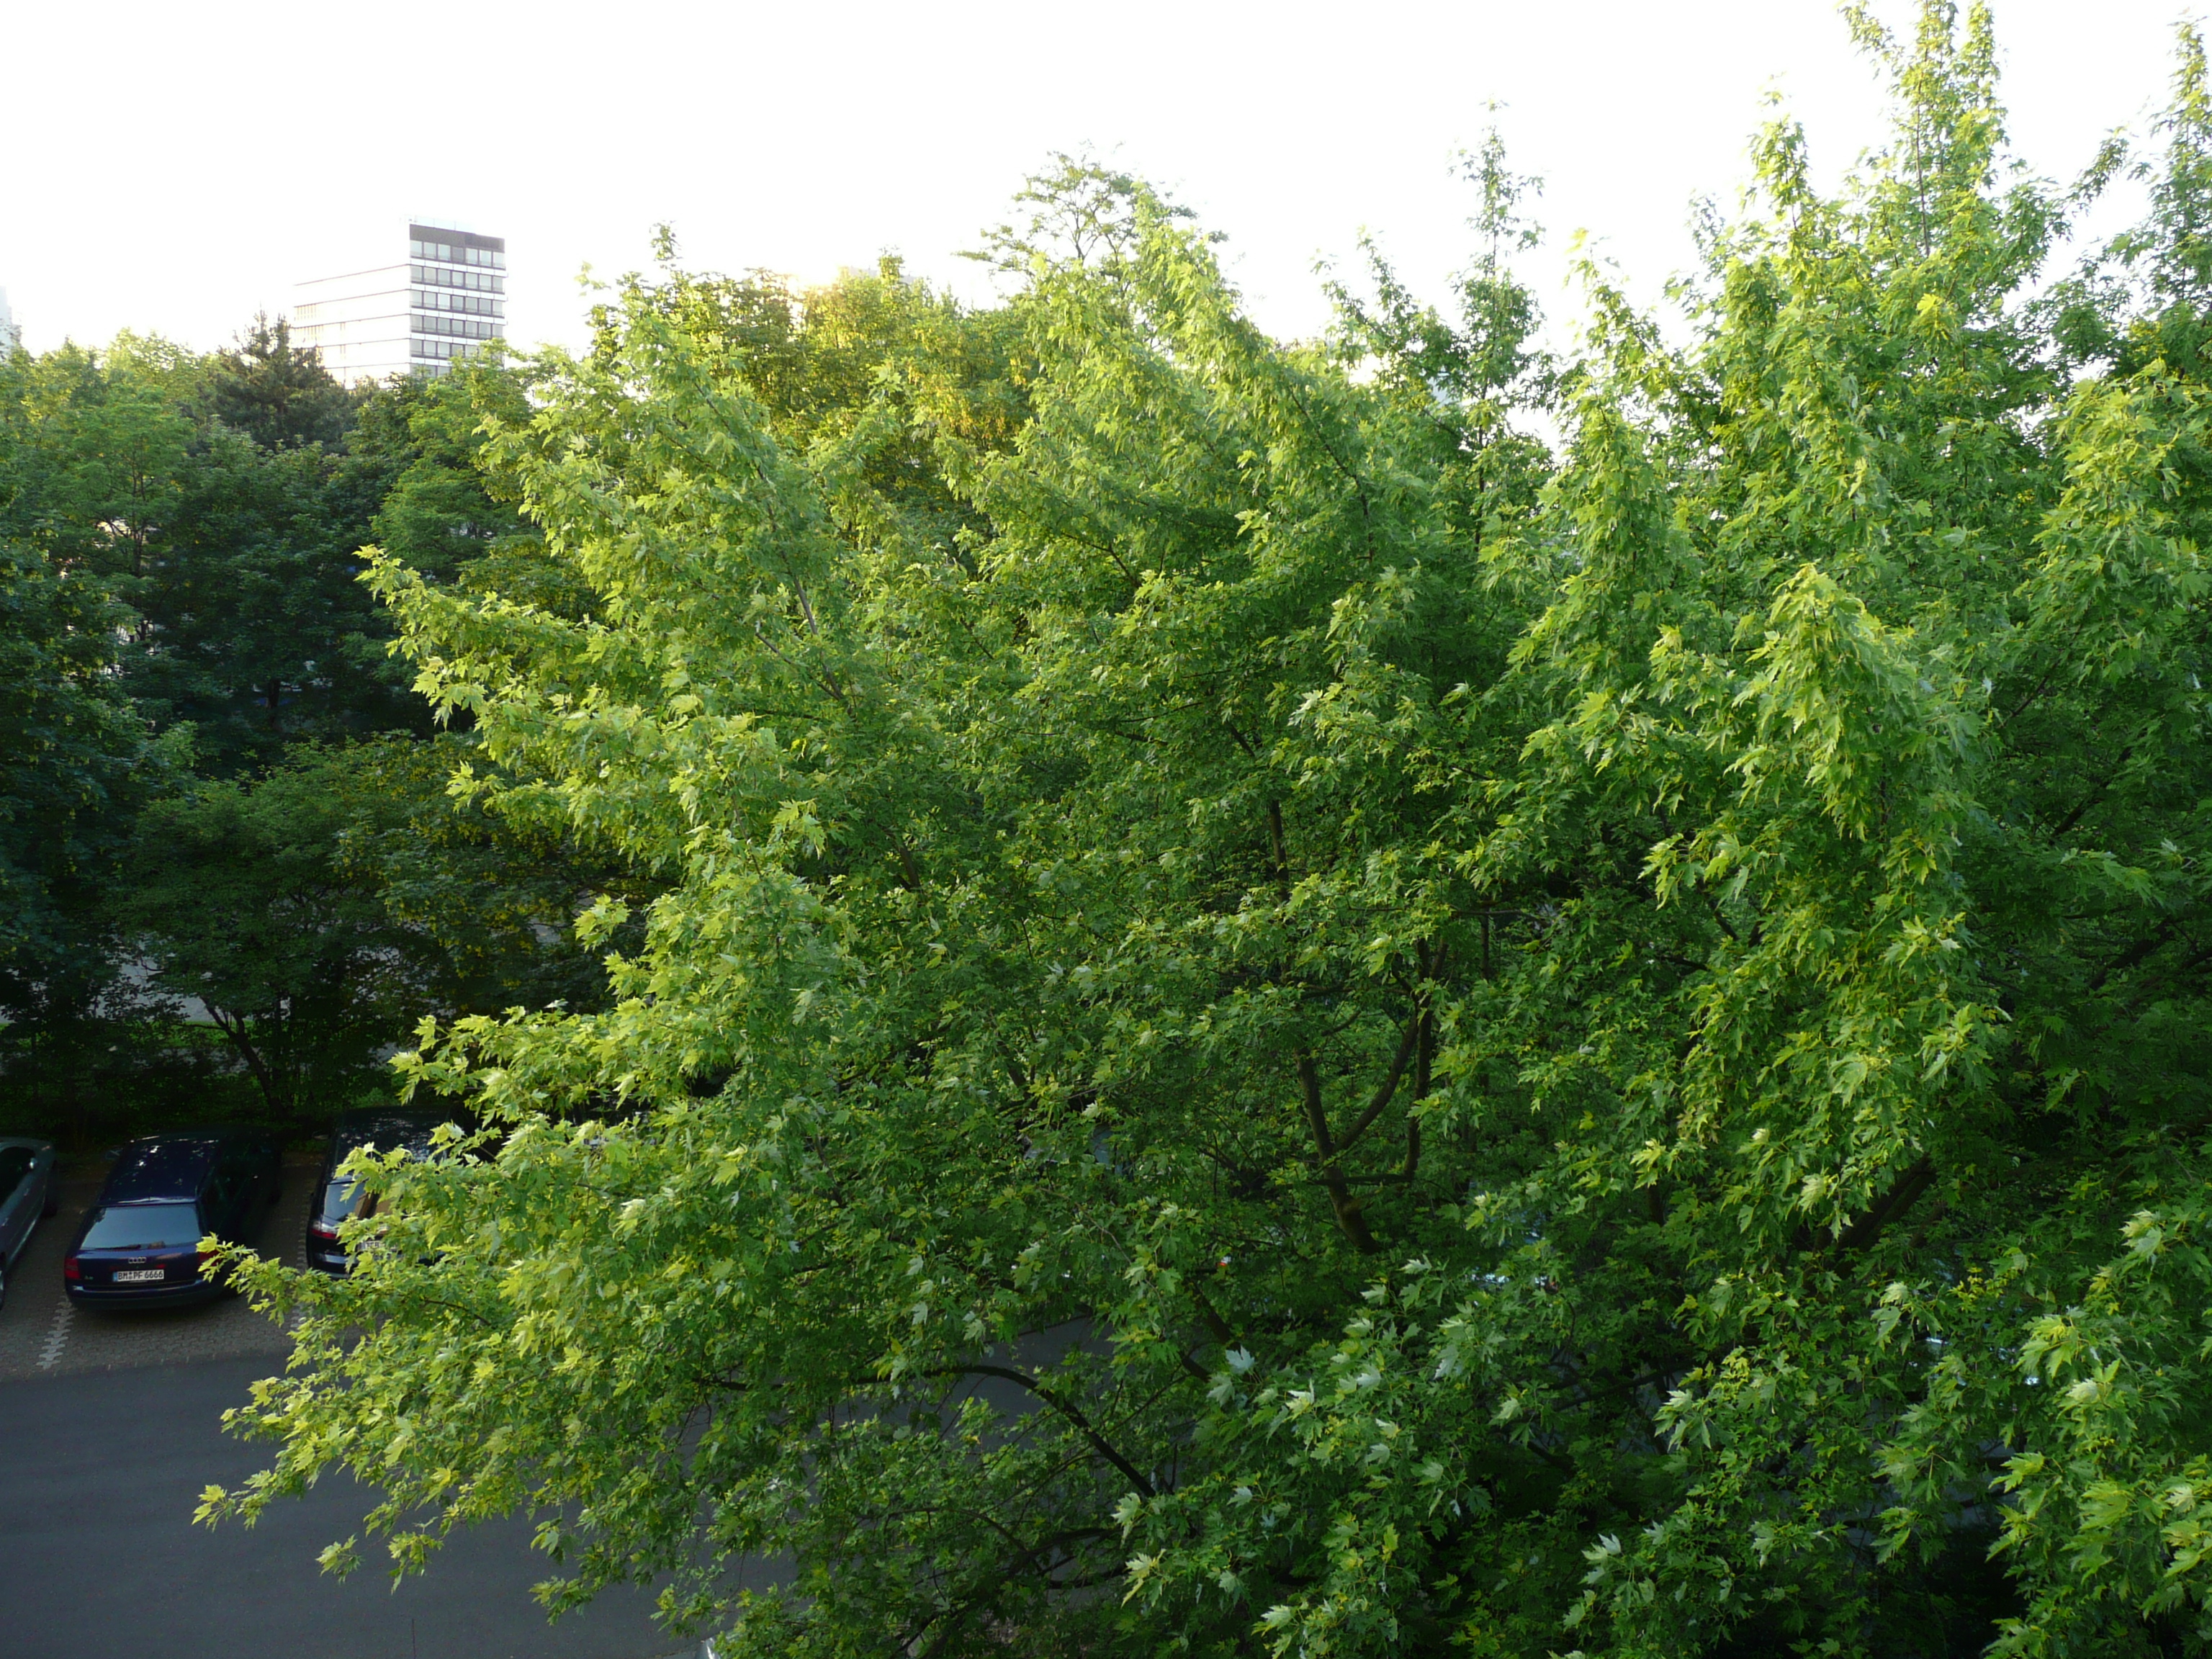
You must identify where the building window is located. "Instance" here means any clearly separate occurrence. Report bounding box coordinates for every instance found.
[414,289,498,315]
[412,314,505,341]
[409,238,501,269]
[407,265,505,295]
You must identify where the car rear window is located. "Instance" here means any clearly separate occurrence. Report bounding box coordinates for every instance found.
[81,1202,202,1249]
[318,1179,369,1226]
[103,1138,220,1202]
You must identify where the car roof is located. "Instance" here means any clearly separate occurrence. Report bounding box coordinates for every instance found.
[0,1138,52,1154]
[101,1130,264,1202]
[331,1109,451,1158]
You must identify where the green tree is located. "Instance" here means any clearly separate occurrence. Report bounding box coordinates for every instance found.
[0,346,174,1131]
[6,334,199,583]
[203,12,2212,1658]
[0,536,157,968]
[127,423,424,763]
[0,331,567,1141]
[334,733,642,1020]
[353,357,577,615]
[204,312,359,451]
[114,749,428,1125]
[0,328,444,768]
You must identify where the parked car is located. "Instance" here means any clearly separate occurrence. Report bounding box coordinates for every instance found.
[63,1128,282,1308]
[305,1109,455,1275]
[0,1138,59,1313]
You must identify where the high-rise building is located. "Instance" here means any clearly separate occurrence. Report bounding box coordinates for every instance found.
[293,220,506,385]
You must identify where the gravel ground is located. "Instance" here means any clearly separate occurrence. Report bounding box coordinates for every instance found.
[0,1155,315,1382]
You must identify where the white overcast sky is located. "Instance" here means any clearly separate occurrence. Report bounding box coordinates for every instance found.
[0,0,2194,360]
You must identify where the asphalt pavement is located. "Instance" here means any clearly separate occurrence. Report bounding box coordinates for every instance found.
[0,1160,729,1658]
[0,1353,683,1658]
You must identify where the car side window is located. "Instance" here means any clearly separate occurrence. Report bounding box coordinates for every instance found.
[0,1148,32,1203]
[213,1149,266,1228]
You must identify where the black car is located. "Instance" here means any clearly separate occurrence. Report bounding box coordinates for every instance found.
[0,1138,59,1314]
[63,1128,282,1308]
[305,1109,454,1275]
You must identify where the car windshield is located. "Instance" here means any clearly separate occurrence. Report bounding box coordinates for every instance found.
[81,1202,202,1250]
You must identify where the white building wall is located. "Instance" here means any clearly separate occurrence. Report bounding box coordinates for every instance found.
[294,225,506,387]
[294,262,415,383]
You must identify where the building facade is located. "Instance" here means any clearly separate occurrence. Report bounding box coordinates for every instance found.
[292,222,505,385]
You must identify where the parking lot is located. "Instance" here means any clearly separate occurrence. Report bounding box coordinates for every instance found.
[0,1154,314,1381]
[0,1151,709,1657]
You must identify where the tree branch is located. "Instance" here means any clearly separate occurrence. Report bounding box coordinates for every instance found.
[1333,1006,1424,1158]
[1834,1155,1937,1254]
[2046,745,2133,842]
[2087,921,2177,994]
[922,1364,1156,1498]
[1402,1010,1433,1182]
[1296,1049,1379,1254]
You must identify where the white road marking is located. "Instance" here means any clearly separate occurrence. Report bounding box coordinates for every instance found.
[36,1298,72,1370]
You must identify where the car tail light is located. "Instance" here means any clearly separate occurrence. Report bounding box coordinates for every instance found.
[309,1219,338,1244]
[63,1255,80,1282]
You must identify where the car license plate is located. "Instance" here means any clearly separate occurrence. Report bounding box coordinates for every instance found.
[112,1268,165,1283]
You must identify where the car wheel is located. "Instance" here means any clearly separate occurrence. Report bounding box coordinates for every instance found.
[0,1259,9,1316]
[42,1184,58,1218]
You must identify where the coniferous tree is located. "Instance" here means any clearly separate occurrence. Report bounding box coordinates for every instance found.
[205,311,358,451]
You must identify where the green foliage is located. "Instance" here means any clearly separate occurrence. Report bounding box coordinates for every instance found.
[333,733,644,1019]
[0,320,609,1146]
[112,747,429,1124]
[149,10,2212,1658]
[0,1010,261,1153]
[204,313,359,451]
[0,540,158,966]
[360,359,541,588]
[0,344,173,1053]
[104,736,622,1130]
[3,334,199,584]
[0,328,427,769]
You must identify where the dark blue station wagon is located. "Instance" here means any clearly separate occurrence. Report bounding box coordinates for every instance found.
[64,1128,281,1307]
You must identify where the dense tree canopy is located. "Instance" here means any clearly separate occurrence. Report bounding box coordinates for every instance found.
[205,313,361,452]
[0,338,177,1046]
[0,313,617,1138]
[86,6,2212,1655]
